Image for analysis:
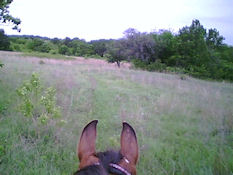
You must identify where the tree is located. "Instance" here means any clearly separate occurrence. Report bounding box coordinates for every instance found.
[58,44,71,55]
[27,38,52,53]
[176,19,210,68]
[152,30,177,64]
[90,39,109,57]
[206,28,224,49]
[106,40,125,67]
[63,37,72,47]
[123,28,156,62]
[51,37,61,45]
[0,0,21,31]
[0,28,10,50]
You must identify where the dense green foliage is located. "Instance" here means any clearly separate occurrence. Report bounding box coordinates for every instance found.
[8,35,96,57]
[0,0,21,31]
[118,20,233,81]
[0,29,10,50]
[1,19,233,80]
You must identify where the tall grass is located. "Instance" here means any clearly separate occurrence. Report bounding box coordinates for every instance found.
[0,51,233,174]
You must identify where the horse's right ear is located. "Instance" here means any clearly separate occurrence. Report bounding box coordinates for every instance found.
[77,120,99,169]
[119,122,139,175]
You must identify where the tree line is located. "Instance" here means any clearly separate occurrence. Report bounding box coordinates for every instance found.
[0,19,233,81]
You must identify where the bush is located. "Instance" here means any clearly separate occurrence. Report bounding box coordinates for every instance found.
[147,60,166,72]
[165,67,185,74]
[49,49,58,55]
[132,59,166,72]
[0,61,3,68]
[26,39,52,53]
[132,59,147,70]
[38,42,52,53]
[10,43,21,51]
[219,60,233,81]
[58,45,72,55]
[16,73,64,135]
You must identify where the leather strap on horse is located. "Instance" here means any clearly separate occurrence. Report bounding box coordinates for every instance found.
[109,163,131,175]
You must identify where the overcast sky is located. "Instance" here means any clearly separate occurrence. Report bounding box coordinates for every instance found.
[2,0,233,45]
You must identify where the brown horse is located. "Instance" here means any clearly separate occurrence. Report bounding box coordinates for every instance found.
[74,120,139,175]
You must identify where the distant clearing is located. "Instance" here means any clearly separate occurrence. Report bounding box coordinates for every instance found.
[10,51,131,68]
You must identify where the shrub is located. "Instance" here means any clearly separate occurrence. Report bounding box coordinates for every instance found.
[58,45,71,55]
[49,49,58,55]
[0,61,3,68]
[132,59,166,72]
[16,73,63,134]
[10,43,21,51]
[38,42,52,53]
[132,59,147,70]
[147,60,166,72]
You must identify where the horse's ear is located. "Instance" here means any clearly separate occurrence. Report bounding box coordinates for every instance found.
[120,122,139,164]
[78,120,98,161]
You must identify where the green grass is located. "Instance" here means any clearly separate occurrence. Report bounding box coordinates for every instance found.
[22,52,75,60]
[0,51,233,174]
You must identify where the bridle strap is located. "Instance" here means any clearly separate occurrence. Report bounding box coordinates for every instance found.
[94,162,101,166]
[109,163,131,175]
[77,161,131,175]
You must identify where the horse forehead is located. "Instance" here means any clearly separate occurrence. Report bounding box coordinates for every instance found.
[97,150,122,161]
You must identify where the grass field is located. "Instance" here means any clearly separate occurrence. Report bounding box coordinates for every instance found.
[0,51,233,175]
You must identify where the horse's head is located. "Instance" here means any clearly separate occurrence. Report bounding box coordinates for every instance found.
[74,120,139,175]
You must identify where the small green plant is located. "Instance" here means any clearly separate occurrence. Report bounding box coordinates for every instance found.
[16,73,62,126]
[0,61,3,68]
[40,87,61,119]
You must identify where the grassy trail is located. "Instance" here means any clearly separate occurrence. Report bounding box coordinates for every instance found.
[0,51,233,174]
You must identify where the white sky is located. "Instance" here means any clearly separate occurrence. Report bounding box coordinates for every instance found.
[2,0,233,45]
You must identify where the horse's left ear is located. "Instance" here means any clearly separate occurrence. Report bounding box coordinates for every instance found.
[77,120,99,169]
[119,122,139,175]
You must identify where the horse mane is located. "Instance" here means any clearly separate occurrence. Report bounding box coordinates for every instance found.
[73,164,104,175]
[74,150,122,175]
